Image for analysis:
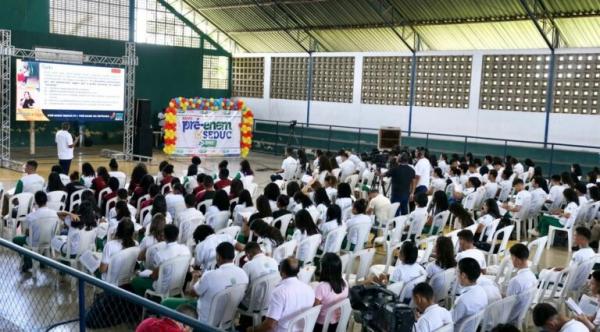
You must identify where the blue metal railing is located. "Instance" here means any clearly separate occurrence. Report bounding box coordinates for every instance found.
[0,238,221,332]
[252,119,600,175]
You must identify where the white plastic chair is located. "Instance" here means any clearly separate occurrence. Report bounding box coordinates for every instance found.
[2,192,34,239]
[24,216,59,277]
[397,275,427,302]
[346,248,376,286]
[285,304,322,332]
[54,228,97,286]
[481,294,518,331]
[245,182,258,198]
[418,235,438,265]
[272,239,297,263]
[97,187,112,209]
[483,225,515,266]
[456,309,484,332]
[430,268,456,306]
[139,205,152,227]
[321,298,352,332]
[144,256,190,302]
[237,272,281,326]
[321,226,347,254]
[527,236,548,273]
[206,283,248,330]
[343,221,372,253]
[104,196,118,218]
[547,222,573,253]
[433,324,454,332]
[196,199,213,213]
[296,234,322,266]
[105,246,140,286]
[206,211,230,232]
[429,210,450,236]
[47,191,68,212]
[298,265,316,284]
[178,217,204,245]
[217,225,241,241]
[161,182,172,195]
[69,189,89,212]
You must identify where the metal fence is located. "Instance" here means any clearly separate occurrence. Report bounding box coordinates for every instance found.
[252,119,600,175]
[0,238,220,332]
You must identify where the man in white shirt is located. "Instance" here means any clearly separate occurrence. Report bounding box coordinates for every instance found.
[238,242,279,329]
[338,151,357,182]
[176,194,204,228]
[12,191,58,272]
[484,169,499,200]
[575,182,589,206]
[414,149,432,196]
[193,224,235,270]
[456,229,487,272]
[533,303,588,332]
[539,227,595,283]
[451,258,488,331]
[502,178,531,220]
[191,242,249,323]
[412,282,453,332]
[55,122,79,175]
[547,175,566,209]
[14,160,45,195]
[506,243,538,325]
[249,257,315,332]
[271,148,298,182]
[131,224,191,296]
[367,189,392,224]
[108,158,127,189]
[165,183,186,219]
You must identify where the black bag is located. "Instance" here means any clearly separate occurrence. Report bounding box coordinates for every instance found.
[349,285,415,332]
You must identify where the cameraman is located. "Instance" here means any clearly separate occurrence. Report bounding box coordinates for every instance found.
[381,153,415,216]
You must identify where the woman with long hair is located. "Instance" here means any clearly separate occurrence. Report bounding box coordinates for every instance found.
[205,189,230,220]
[536,188,580,236]
[80,162,95,188]
[313,187,331,224]
[142,194,172,227]
[138,213,166,262]
[46,171,66,192]
[264,182,281,211]
[239,159,254,177]
[314,253,349,332]
[474,199,502,242]
[293,209,320,265]
[52,200,98,257]
[424,190,449,234]
[249,195,273,223]
[228,179,244,200]
[131,174,155,206]
[129,163,148,194]
[92,166,110,199]
[335,182,353,211]
[449,202,474,228]
[99,218,136,280]
[232,190,255,226]
[248,219,284,255]
[425,236,457,278]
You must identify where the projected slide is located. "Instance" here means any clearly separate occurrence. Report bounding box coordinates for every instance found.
[16,60,125,122]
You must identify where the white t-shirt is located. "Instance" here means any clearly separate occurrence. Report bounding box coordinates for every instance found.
[339,159,356,180]
[415,158,432,189]
[100,240,125,280]
[390,262,426,298]
[484,182,498,200]
[17,173,45,194]
[241,253,279,306]
[346,214,371,245]
[561,202,579,228]
[476,214,496,239]
[514,190,532,219]
[415,304,453,332]
[431,178,447,193]
[194,233,235,269]
[193,263,248,323]
[559,319,589,332]
[451,284,488,329]
[55,129,74,160]
[506,268,537,324]
[108,171,127,188]
[266,277,316,332]
[456,248,487,269]
[152,242,191,291]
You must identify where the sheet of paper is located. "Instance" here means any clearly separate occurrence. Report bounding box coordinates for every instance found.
[79,250,101,273]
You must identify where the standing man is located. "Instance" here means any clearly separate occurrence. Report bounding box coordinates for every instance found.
[414,149,432,196]
[382,153,415,215]
[55,122,79,175]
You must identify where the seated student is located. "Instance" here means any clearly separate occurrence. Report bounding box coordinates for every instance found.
[345,199,372,250]
[573,270,600,330]
[192,173,206,196]
[14,160,45,194]
[534,188,580,237]
[575,182,589,206]
[104,200,134,240]
[204,189,230,222]
[292,209,320,265]
[91,166,110,199]
[319,204,343,242]
[338,151,357,182]
[193,225,236,270]
[539,227,595,283]
[216,160,229,178]
[497,169,514,202]
[248,219,284,256]
[138,214,165,263]
[412,282,453,332]
[237,159,255,179]
[132,224,191,296]
[107,158,126,189]
[506,243,538,325]
[371,240,426,303]
[293,192,319,223]
[98,218,137,281]
[13,191,58,271]
[533,303,588,332]
[142,195,173,228]
[428,167,447,195]
[285,182,301,211]
[501,178,531,220]
[529,176,549,208]
[232,190,255,226]
[140,184,160,210]
[248,257,314,332]
[483,169,499,200]
[263,183,281,211]
[128,162,148,194]
[182,164,198,193]
[100,177,120,213]
[228,179,244,200]
[46,171,66,193]
[314,253,349,332]
[195,176,216,206]
[270,147,297,182]
[52,201,98,258]
[80,162,96,189]
[109,188,137,221]
[335,182,354,213]
[367,189,392,225]
[154,160,169,185]
[448,203,474,228]
[473,199,502,250]
[130,174,155,206]
[177,194,204,226]
[451,258,488,330]
[165,183,185,218]
[425,236,457,279]
[314,188,331,224]
[425,191,449,233]
[136,304,197,332]
[190,156,206,175]
[456,229,487,272]
[214,168,232,191]
[238,241,279,330]
[272,195,292,221]
[160,164,175,186]
[403,193,429,240]
[323,175,338,202]
[51,165,70,186]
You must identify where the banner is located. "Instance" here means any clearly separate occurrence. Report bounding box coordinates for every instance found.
[174,109,241,157]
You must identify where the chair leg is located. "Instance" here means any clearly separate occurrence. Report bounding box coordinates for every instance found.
[567,231,573,252]
[516,220,521,242]
[547,229,554,249]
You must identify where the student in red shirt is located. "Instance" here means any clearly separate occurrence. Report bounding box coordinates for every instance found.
[215,168,232,190]
[136,304,196,332]
[91,166,110,200]
[196,176,216,207]
[140,184,160,210]
[161,164,175,186]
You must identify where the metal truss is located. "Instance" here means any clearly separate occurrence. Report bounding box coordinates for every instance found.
[123,42,137,160]
[251,0,328,53]
[518,0,566,50]
[365,0,428,53]
[0,30,12,169]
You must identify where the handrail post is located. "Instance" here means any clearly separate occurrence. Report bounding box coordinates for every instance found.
[463,136,468,156]
[503,140,508,158]
[549,143,555,175]
[357,128,362,153]
[327,125,332,152]
[275,121,279,154]
[300,123,305,149]
[425,133,429,150]
[78,278,85,331]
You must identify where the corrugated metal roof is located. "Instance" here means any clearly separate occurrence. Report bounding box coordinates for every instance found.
[180,0,600,52]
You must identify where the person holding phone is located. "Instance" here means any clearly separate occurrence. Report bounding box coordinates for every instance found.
[55,122,79,175]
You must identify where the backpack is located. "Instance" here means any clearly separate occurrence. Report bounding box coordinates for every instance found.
[349,285,415,332]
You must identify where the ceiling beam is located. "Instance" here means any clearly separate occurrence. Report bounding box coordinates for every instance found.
[194,0,328,11]
[518,0,567,50]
